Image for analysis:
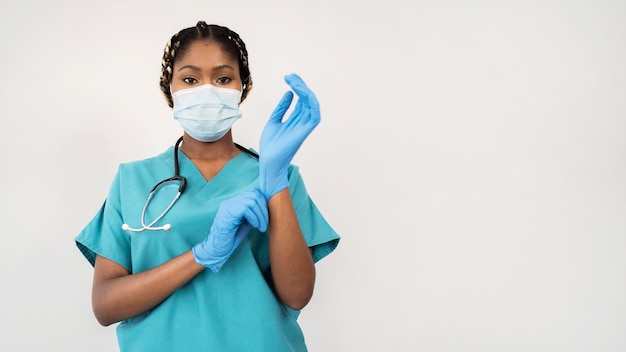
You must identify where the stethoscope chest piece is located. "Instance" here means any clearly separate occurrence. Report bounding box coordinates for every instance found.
[120,136,257,233]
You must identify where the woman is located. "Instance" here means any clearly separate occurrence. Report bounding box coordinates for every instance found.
[75,21,340,351]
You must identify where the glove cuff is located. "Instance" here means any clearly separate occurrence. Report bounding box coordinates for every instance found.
[192,243,229,273]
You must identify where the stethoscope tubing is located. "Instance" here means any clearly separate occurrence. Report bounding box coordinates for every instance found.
[121,136,257,232]
[122,137,186,232]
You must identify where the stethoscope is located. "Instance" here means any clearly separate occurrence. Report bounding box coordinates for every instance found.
[121,136,257,232]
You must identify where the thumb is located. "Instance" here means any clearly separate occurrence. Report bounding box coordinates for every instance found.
[267,91,294,124]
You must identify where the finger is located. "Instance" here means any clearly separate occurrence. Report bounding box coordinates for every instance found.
[250,189,269,231]
[268,91,294,123]
[284,73,320,111]
[242,203,263,231]
[284,99,304,126]
[220,191,255,224]
[286,99,320,132]
[243,192,268,232]
[234,190,262,228]
[284,74,320,126]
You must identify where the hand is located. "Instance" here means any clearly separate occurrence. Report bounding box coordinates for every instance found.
[259,73,321,200]
[192,189,268,272]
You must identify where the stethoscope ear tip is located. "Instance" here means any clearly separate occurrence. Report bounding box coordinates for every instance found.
[163,224,172,231]
[122,224,130,231]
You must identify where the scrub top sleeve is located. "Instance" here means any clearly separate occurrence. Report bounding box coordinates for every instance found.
[74,167,132,271]
[288,166,340,263]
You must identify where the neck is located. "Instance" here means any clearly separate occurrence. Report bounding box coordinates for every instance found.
[179,131,240,160]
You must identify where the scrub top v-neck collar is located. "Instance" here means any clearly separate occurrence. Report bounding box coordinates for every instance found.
[174,149,250,201]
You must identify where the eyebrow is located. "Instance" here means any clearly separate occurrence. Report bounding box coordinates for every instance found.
[177,65,201,72]
[177,64,236,72]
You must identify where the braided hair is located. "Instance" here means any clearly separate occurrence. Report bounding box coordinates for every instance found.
[159,21,253,108]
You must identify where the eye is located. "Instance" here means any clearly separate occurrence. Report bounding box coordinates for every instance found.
[182,77,198,84]
[216,76,232,85]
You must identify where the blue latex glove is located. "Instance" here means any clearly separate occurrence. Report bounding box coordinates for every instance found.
[259,73,321,199]
[192,189,268,272]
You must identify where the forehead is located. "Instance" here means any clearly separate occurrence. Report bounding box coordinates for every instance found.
[173,40,238,69]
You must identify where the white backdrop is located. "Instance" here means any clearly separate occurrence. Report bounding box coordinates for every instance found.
[1,0,625,351]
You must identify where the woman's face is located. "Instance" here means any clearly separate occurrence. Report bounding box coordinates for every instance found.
[170,40,242,94]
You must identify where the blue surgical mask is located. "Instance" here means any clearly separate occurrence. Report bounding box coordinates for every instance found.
[172,84,242,142]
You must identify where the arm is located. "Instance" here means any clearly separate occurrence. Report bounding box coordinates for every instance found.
[92,189,268,326]
[92,251,204,326]
[258,73,321,309]
[267,189,315,310]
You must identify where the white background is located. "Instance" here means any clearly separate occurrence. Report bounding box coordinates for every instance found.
[1,0,625,351]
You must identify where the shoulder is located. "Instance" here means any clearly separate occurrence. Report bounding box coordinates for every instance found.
[287,164,302,181]
[118,147,173,172]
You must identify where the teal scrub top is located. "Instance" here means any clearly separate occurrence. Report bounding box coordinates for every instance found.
[75,146,340,352]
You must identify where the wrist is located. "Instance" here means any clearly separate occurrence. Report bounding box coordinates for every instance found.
[259,170,288,200]
[192,244,226,273]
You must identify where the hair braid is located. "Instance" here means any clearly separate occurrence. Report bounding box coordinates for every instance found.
[159,33,181,108]
[225,32,253,99]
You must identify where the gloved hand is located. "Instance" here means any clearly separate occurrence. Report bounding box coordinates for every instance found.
[259,73,321,200]
[192,189,268,272]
